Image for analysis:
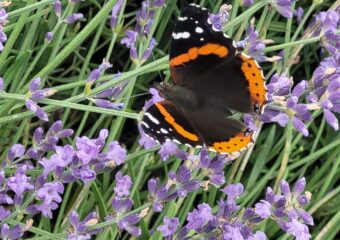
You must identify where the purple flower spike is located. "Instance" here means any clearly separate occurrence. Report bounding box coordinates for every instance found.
[68,211,100,239]
[93,99,125,110]
[25,99,49,121]
[286,219,311,240]
[186,203,214,231]
[36,181,64,205]
[243,0,254,7]
[7,144,25,161]
[121,30,138,49]
[157,217,180,238]
[138,124,157,149]
[53,0,62,18]
[324,109,339,130]
[0,206,11,220]
[106,141,127,165]
[7,170,34,204]
[45,32,53,42]
[159,141,186,161]
[294,7,304,23]
[292,117,309,136]
[255,200,272,219]
[114,171,132,198]
[221,183,244,203]
[0,224,23,240]
[110,0,123,29]
[273,0,295,18]
[65,13,84,24]
[29,77,41,92]
[0,77,4,91]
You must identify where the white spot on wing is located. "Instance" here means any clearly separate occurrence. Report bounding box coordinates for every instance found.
[172,32,191,39]
[178,16,188,21]
[160,128,168,134]
[145,112,160,124]
[195,27,204,33]
[200,38,204,41]
[141,122,150,128]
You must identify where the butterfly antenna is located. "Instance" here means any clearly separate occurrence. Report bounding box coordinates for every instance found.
[118,92,151,101]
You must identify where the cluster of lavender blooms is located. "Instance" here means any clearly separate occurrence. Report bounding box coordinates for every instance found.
[1,76,57,121]
[0,121,127,239]
[53,0,84,24]
[120,0,165,63]
[262,10,340,135]
[149,160,313,240]
[25,77,57,121]
[109,171,144,237]
[85,59,126,110]
[0,1,9,52]
[243,0,296,18]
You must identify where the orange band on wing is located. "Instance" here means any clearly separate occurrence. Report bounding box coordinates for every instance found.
[170,43,229,66]
[155,103,199,142]
[239,54,267,110]
[209,132,253,154]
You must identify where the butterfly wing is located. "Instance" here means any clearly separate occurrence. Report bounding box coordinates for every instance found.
[169,4,267,113]
[140,100,203,147]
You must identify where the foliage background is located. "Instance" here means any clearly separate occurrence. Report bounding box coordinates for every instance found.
[0,0,339,239]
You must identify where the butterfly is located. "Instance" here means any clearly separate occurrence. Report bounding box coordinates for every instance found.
[140,4,267,157]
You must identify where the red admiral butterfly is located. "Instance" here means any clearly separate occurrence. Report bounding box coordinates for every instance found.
[141,4,267,156]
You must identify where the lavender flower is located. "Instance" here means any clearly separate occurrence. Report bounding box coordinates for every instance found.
[243,0,254,7]
[68,211,100,239]
[0,7,8,52]
[0,206,10,220]
[186,203,214,231]
[148,178,176,212]
[112,198,141,236]
[92,98,124,110]
[236,24,273,62]
[0,224,23,240]
[199,148,226,186]
[157,217,180,239]
[65,13,84,24]
[53,0,62,18]
[272,0,295,18]
[294,7,304,23]
[208,4,231,30]
[158,141,187,161]
[85,59,112,95]
[25,77,57,121]
[311,10,340,54]
[141,38,157,63]
[121,30,138,61]
[0,76,4,91]
[110,0,123,29]
[7,169,34,205]
[7,144,25,161]
[167,166,200,198]
[45,31,54,42]
[113,171,132,198]
[261,74,315,135]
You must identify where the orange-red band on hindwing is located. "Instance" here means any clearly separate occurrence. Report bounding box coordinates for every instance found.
[155,103,199,142]
[209,132,253,154]
[239,54,267,111]
[170,43,229,66]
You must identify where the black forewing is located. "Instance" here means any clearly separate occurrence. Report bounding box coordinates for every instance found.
[169,4,252,113]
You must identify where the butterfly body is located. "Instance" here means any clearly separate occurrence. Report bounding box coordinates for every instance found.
[140,4,267,155]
